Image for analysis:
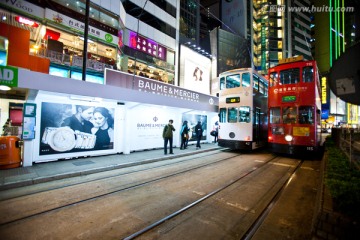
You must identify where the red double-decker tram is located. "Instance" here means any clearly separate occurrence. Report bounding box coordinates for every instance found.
[267,56,322,155]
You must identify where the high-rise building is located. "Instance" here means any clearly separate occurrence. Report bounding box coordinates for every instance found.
[250,0,312,74]
[314,0,359,127]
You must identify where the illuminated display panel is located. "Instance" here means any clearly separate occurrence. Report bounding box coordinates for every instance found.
[128,31,167,61]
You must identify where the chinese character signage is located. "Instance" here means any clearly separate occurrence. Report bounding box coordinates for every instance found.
[45,8,118,46]
[129,31,167,61]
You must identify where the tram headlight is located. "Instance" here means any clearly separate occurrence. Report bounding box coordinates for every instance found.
[285,135,293,142]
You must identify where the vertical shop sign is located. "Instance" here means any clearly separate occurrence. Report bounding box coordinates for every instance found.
[261,20,266,71]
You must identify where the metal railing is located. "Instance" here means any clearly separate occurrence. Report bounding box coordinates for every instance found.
[33,49,114,72]
[338,128,360,169]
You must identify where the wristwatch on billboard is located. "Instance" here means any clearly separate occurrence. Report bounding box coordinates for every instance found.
[42,127,96,151]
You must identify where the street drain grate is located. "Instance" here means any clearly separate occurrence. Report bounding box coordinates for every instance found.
[1,167,31,177]
[72,160,95,166]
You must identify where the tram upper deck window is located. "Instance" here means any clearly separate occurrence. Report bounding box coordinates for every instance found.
[303,66,313,83]
[242,72,250,87]
[220,77,225,90]
[269,72,278,87]
[228,107,238,123]
[239,106,251,123]
[299,106,314,124]
[280,68,300,85]
[226,74,240,88]
[283,107,297,124]
[270,107,281,124]
[219,108,227,123]
[259,80,265,94]
[253,74,259,91]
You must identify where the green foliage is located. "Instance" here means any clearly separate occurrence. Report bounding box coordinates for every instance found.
[324,137,360,220]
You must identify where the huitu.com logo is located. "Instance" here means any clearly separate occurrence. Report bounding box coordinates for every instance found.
[268,5,354,13]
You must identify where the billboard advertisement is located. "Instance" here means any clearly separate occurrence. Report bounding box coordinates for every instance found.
[182,114,208,141]
[40,102,115,155]
[129,105,181,151]
[180,46,211,95]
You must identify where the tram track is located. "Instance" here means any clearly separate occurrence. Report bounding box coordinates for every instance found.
[0,150,275,227]
[122,156,302,240]
[0,152,306,240]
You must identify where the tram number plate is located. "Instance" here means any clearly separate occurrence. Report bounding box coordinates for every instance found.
[306,147,314,151]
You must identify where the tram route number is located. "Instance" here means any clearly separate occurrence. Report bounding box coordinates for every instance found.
[306,147,314,151]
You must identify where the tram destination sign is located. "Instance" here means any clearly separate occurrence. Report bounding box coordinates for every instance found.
[226,97,240,103]
[282,95,296,102]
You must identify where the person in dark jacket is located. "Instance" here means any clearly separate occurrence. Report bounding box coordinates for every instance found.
[180,121,189,150]
[162,119,175,154]
[195,121,203,149]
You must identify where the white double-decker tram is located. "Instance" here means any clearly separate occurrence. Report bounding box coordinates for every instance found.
[218,68,268,150]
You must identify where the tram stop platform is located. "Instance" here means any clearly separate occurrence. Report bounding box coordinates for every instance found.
[0,143,222,191]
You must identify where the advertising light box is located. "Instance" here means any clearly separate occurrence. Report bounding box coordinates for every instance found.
[40,102,115,155]
[180,46,211,95]
[129,105,177,151]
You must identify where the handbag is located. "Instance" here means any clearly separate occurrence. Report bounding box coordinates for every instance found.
[210,130,216,136]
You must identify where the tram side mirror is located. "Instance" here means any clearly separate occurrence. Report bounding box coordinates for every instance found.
[317,109,321,114]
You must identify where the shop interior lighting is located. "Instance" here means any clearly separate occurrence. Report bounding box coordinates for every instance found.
[0,85,11,91]
[79,37,94,43]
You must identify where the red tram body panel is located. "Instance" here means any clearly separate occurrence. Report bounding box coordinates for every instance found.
[267,57,322,155]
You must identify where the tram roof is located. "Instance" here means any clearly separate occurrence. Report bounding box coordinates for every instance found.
[219,68,265,78]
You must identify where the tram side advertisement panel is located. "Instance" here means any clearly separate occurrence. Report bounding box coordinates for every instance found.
[39,102,115,155]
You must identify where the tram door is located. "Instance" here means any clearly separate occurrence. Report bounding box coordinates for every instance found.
[253,108,260,142]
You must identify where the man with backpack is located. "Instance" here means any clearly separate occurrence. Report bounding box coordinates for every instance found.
[162,119,176,155]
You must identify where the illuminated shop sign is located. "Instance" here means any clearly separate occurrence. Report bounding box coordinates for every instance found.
[129,31,167,61]
[321,77,327,104]
[105,69,218,106]
[15,16,39,27]
[45,8,118,45]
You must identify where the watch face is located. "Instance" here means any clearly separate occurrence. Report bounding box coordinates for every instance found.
[49,127,76,152]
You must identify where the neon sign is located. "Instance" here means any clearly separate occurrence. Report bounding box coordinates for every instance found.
[321,77,327,104]
[129,31,167,61]
[15,16,39,28]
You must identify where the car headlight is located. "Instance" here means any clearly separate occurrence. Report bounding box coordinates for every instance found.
[285,135,293,142]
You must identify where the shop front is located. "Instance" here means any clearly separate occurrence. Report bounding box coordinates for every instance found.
[11,67,218,166]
